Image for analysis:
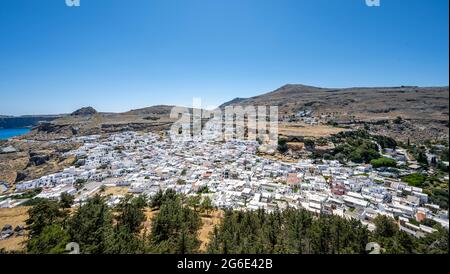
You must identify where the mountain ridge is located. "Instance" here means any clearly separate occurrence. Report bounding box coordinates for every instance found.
[220,84,449,108]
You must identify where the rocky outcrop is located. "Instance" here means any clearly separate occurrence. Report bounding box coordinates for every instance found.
[71,107,97,116]
[0,146,17,154]
[100,122,173,133]
[34,122,64,133]
[33,122,78,136]
[14,171,27,182]
[29,154,50,166]
[219,97,247,109]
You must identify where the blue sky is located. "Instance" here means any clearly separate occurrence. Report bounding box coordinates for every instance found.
[0,0,448,115]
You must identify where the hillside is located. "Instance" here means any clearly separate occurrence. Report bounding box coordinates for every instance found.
[220,84,449,142]
[5,84,449,143]
[221,84,448,121]
[25,105,177,139]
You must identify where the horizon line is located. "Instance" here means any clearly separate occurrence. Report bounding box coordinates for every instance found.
[2,82,449,117]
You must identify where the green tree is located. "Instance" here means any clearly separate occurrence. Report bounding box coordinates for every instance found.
[26,224,70,254]
[393,116,403,124]
[115,195,147,234]
[277,138,288,154]
[206,208,371,255]
[67,194,114,254]
[188,195,201,212]
[374,215,397,238]
[149,190,164,209]
[402,173,427,187]
[373,135,398,149]
[59,192,74,209]
[149,189,177,209]
[74,179,87,190]
[304,139,316,150]
[370,157,397,168]
[150,196,201,254]
[201,196,213,216]
[416,151,429,166]
[106,226,147,254]
[26,199,66,238]
[416,226,449,254]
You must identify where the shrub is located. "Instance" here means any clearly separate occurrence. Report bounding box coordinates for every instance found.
[370,157,397,168]
[402,173,427,187]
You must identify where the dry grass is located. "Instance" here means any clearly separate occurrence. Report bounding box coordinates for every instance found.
[103,186,130,196]
[262,155,299,163]
[141,208,159,234]
[0,206,29,252]
[198,210,223,252]
[278,123,347,138]
[0,206,29,230]
[0,154,29,185]
[0,234,27,251]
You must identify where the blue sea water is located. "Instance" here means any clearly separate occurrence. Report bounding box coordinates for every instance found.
[0,128,31,140]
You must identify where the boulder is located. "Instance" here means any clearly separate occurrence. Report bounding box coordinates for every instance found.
[1,224,14,239]
[0,146,17,154]
[29,154,50,166]
[2,224,13,232]
[15,172,27,182]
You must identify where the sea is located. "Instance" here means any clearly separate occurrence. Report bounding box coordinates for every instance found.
[0,128,31,140]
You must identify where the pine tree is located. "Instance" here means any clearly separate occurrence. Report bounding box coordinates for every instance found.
[150,195,201,253]
[188,195,201,212]
[67,194,114,254]
[59,192,74,209]
[26,199,66,238]
[201,196,213,216]
[26,224,70,254]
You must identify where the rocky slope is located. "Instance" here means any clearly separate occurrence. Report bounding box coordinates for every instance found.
[221,84,449,142]
[0,139,80,187]
[26,105,177,139]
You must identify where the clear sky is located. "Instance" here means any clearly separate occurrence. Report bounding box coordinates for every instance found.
[0,0,448,115]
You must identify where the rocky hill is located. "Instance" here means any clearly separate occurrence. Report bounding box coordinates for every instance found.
[26,105,177,139]
[70,107,98,116]
[220,84,449,142]
[12,84,450,143]
[221,84,448,120]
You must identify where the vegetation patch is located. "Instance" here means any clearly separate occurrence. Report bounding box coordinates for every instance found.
[402,173,427,187]
[370,157,397,168]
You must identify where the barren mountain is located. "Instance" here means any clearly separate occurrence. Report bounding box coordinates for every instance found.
[221,84,448,120]
[221,84,449,142]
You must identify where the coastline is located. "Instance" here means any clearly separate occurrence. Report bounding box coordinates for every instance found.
[0,128,31,140]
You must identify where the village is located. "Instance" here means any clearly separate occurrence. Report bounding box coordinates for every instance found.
[1,131,448,241]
